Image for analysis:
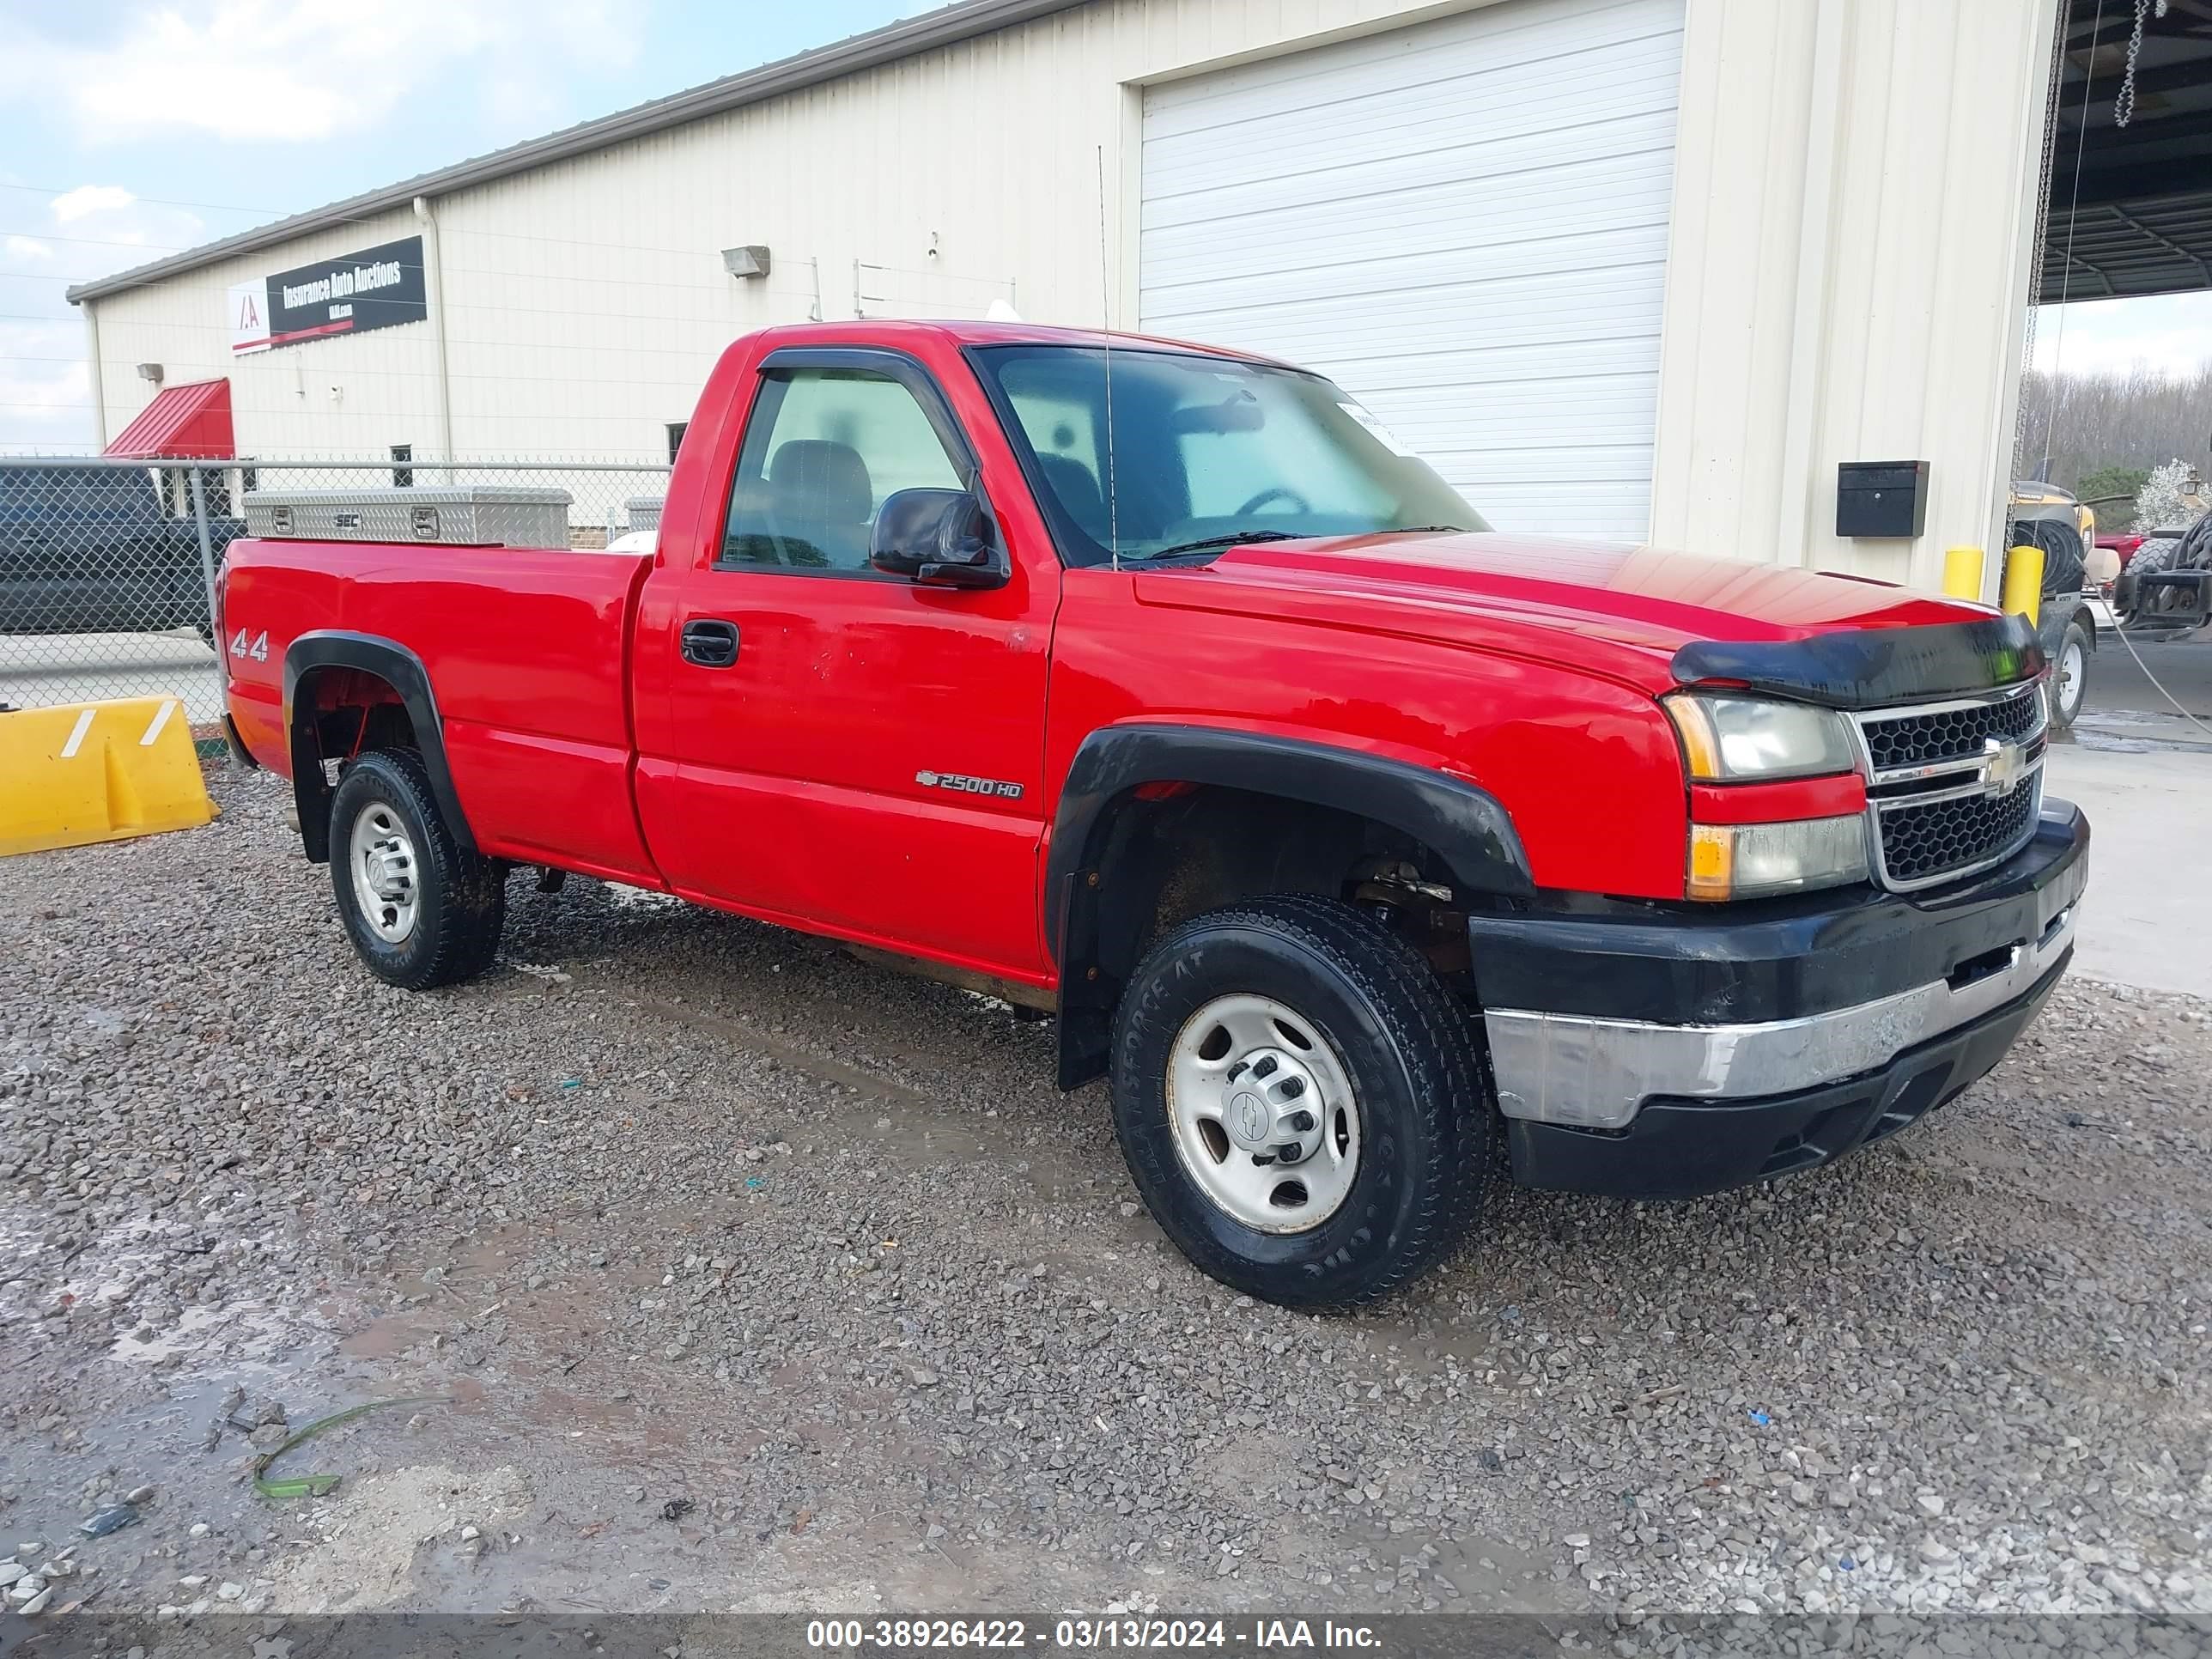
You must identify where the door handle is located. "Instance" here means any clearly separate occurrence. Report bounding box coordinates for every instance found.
[680,617,740,668]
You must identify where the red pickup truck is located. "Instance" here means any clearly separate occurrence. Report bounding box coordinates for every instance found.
[221,320,2087,1306]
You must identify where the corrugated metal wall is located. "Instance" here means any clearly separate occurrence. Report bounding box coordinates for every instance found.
[83,0,2057,585]
[1649,0,2058,591]
[90,204,441,459]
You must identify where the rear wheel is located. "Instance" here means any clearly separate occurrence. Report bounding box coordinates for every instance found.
[1109,895,1492,1308]
[2050,617,2090,732]
[327,749,506,989]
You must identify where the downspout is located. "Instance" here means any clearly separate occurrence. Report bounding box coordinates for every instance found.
[413,196,457,482]
[82,301,109,450]
[1775,0,1850,571]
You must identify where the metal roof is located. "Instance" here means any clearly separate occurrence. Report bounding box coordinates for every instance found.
[66,0,1090,306]
[103,378,234,458]
[2039,0,2212,303]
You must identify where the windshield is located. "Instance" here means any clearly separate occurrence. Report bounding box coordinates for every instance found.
[972,345,1486,565]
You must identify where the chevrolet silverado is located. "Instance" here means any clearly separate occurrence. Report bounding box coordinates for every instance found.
[219,321,2088,1306]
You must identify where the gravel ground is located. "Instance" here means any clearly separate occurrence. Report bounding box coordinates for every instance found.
[2,763,2209,1629]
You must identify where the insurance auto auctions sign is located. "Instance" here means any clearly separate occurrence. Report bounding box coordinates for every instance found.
[228,235,428,355]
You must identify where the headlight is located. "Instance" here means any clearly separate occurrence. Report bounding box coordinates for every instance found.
[1688,816,1869,902]
[1664,693,1857,781]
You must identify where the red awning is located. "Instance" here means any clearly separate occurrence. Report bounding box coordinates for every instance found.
[104,378,234,459]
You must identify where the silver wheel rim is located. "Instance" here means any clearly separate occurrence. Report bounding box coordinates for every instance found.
[349,805,420,945]
[2058,638,2085,717]
[1164,993,1361,1233]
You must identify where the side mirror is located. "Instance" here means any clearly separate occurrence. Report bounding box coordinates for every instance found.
[871,488,1009,588]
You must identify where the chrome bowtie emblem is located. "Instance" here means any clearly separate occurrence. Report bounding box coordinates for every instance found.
[1981,736,2027,798]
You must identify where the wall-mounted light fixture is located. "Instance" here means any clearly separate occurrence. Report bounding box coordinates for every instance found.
[720,245,771,280]
[136,362,164,384]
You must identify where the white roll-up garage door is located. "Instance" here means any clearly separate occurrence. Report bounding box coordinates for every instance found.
[1139,0,1686,538]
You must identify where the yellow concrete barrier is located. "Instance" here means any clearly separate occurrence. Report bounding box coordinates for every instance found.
[2002,544,2045,625]
[0,696,217,857]
[1942,546,1985,601]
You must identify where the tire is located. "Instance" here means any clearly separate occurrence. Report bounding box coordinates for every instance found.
[326,748,506,990]
[2048,617,2090,732]
[2027,520,2086,599]
[1109,894,1493,1308]
[2123,537,2181,622]
[2130,537,2183,578]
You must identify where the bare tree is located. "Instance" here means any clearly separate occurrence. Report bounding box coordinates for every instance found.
[2014,365,2212,495]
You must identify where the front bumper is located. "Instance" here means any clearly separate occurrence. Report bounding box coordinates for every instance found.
[1469,799,2089,1198]
[1505,953,2069,1198]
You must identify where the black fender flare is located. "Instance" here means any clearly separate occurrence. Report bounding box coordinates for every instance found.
[1045,723,1532,1089]
[283,630,476,862]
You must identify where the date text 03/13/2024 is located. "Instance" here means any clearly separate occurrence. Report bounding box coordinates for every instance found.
[803,1619,1383,1650]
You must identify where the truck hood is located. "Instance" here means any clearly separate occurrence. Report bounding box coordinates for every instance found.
[1134,531,2010,699]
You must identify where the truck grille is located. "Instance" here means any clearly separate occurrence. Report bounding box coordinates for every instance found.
[1860,684,2041,771]
[1852,682,2046,892]
[1872,774,2042,886]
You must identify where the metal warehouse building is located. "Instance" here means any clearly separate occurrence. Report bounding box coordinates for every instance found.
[64,0,2209,590]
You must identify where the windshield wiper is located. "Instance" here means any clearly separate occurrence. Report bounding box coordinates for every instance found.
[1139,530,1304,561]
[1383,525,1470,535]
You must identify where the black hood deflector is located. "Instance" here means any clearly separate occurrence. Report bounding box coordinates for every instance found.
[1669,614,2045,710]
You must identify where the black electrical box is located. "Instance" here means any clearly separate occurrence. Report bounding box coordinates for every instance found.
[1836,460,1929,538]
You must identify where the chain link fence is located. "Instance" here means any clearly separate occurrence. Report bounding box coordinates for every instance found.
[0,456,670,726]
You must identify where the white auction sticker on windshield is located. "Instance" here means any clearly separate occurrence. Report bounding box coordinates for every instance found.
[1338,399,1415,457]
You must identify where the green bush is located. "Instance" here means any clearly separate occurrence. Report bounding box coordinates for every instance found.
[2075,465,2151,532]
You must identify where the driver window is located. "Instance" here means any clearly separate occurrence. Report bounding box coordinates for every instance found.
[721,368,962,571]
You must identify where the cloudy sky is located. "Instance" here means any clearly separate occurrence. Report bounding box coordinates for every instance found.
[0,0,922,451]
[3,0,2207,450]
[2029,289,2212,377]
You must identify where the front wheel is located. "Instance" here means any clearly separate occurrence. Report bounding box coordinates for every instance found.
[327,749,507,989]
[1109,895,1492,1307]
[2050,617,2090,732]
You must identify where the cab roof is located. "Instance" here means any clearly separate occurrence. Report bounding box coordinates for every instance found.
[744,318,1288,365]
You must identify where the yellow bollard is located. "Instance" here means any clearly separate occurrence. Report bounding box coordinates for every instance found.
[1942,546,1985,602]
[2002,544,2044,624]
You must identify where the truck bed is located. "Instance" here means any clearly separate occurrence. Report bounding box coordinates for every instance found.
[224,538,662,884]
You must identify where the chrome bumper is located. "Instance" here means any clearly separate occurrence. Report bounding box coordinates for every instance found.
[1484,903,2076,1130]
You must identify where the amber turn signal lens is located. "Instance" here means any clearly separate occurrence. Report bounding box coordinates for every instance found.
[1666,694,1723,779]
[1687,824,1735,901]
[1685,816,1869,902]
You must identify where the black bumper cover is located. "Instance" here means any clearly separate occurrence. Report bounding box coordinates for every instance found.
[1507,950,2069,1199]
[1482,800,2089,1200]
[1468,800,2089,1026]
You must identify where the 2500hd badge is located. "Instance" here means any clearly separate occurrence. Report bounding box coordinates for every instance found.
[915,769,1025,799]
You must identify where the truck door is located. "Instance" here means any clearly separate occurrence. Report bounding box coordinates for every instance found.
[632,344,1060,984]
